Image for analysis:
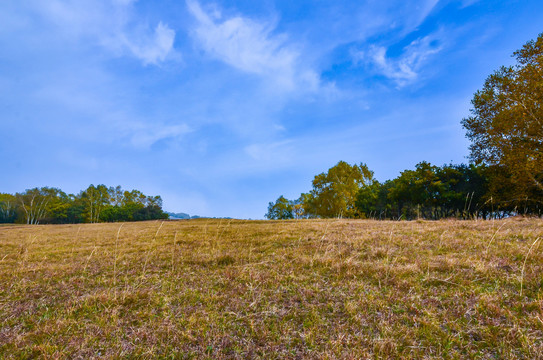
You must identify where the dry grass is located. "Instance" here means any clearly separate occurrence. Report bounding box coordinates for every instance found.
[1,218,542,358]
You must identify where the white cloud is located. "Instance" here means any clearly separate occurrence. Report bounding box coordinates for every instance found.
[351,0,440,40]
[353,32,444,86]
[406,0,440,31]
[186,0,319,93]
[121,22,176,65]
[30,0,176,65]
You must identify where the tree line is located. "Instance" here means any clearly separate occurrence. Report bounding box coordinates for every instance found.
[266,161,542,220]
[0,185,168,224]
[267,33,543,220]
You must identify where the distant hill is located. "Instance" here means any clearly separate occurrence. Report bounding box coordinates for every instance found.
[166,212,192,219]
[166,212,231,220]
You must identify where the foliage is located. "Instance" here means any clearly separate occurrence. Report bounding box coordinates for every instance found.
[354,180,387,219]
[15,187,67,225]
[0,193,17,223]
[265,195,295,220]
[79,185,110,223]
[273,161,540,220]
[462,33,543,204]
[308,161,375,218]
[0,185,168,224]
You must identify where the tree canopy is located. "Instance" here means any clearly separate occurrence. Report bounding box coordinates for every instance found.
[307,161,375,218]
[267,160,541,221]
[265,196,295,220]
[0,185,168,224]
[462,33,543,203]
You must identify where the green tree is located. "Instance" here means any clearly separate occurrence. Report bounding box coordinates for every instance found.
[265,196,294,220]
[309,161,375,218]
[123,189,147,206]
[436,163,489,219]
[42,190,72,223]
[16,187,66,224]
[80,184,110,223]
[66,195,86,223]
[0,193,18,223]
[355,181,383,219]
[1,185,169,224]
[100,187,168,222]
[108,185,124,206]
[462,33,543,203]
[292,193,313,219]
[386,162,444,219]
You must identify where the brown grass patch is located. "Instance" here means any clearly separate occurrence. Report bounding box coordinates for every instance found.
[0,218,542,358]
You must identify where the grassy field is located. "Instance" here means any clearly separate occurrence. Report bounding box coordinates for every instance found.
[0,218,542,359]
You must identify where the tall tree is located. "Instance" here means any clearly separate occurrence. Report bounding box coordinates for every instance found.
[462,33,543,202]
[80,184,110,223]
[309,161,375,218]
[108,185,124,206]
[16,187,65,224]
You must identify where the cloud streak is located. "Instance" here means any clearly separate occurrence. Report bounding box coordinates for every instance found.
[186,0,319,93]
[128,123,192,149]
[118,22,176,65]
[353,32,444,86]
[31,0,176,65]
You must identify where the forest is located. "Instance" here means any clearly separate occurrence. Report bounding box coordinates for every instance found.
[0,185,168,224]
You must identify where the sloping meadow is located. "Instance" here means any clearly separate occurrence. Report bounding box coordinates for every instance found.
[0,218,542,358]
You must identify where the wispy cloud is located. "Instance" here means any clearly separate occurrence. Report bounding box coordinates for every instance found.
[349,0,440,40]
[118,22,176,65]
[353,32,444,86]
[186,0,319,93]
[128,123,192,149]
[403,0,440,32]
[30,0,176,65]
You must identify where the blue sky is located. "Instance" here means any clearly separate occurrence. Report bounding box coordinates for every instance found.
[1,0,542,218]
